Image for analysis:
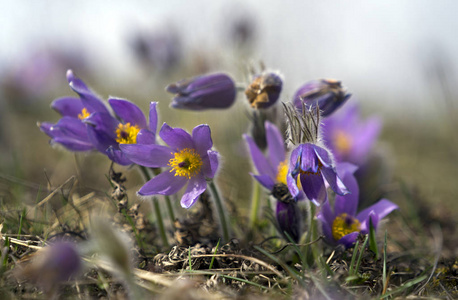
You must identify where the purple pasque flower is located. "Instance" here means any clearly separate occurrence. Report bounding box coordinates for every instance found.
[166,73,237,110]
[244,121,303,241]
[39,69,109,151]
[318,163,398,248]
[120,123,219,208]
[243,121,287,191]
[245,71,283,109]
[287,143,349,206]
[293,79,351,117]
[84,100,158,166]
[321,103,382,165]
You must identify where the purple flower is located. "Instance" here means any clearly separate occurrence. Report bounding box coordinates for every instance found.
[245,72,282,109]
[287,143,349,205]
[322,103,382,165]
[84,100,158,165]
[243,121,287,191]
[17,241,81,293]
[166,73,237,110]
[293,79,351,117]
[39,70,109,151]
[244,121,303,240]
[120,123,219,208]
[318,163,398,248]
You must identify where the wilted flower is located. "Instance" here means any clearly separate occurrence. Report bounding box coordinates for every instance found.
[245,71,282,109]
[287,143,349,205]
[166,73,237,110]
[244,121,303,241]
[322,103,382,165]
[293,79,351,117]
[39,69,109,151]
[84,100,158,165]
[318,163,398,248]
[120,123,219,208]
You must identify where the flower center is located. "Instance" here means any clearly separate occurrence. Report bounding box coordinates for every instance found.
[334,130,352,154]
[78,108,90,120]
[299,161,322,175]
[277,159,302,188]
[332,213,361,241]
[169,148,203,179]
[276,160,289,185]
[116,123,140,144]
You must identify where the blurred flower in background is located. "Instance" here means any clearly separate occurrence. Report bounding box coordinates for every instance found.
[1,45,87,110]
[293,79,351,117]
[128,25,182,73]
[166,73,237,110]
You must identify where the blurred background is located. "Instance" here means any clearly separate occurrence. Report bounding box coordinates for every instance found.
[0,0,457,215]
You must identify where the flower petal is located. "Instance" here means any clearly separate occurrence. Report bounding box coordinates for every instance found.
[265,121,285,169]
[334,164,359,216]
[202,150,219,178]
[313,145,333,168]
[192,124,213,156]
[180,174,207,208]
[120,144,173,168]
[67,70,109,114]
[138,171,187,196]
[109,98,147,129]
[243,134,276,179]
[149,102,158,133]
[159,123,193,150]
[321,166,349,196]
[52,137,94,151]
[299,144,319,173]
[136,129,156,145]
[107,147,132,166]
[300,172,328,205]
[337,232,359,248]
[51,97,84,117]
[286,173,300,198]
[252,174,275,190]
[356,199,398,225]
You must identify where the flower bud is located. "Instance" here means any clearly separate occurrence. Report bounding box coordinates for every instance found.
[166,73,236,110]
[293,79,351,117]
[245,71,282,109]
[276,200,302,242]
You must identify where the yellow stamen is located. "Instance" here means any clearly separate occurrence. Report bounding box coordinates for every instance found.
[334,130,352,154]
[169,148,203,179]
[78,108,90,120]
[116,123,140,144]
[276,159,302,188]
[332,213,361,241]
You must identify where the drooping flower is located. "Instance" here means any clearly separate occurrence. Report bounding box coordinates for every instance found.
[39,69,109,151]
[318,163,398,248]
[84,100,158,165]
[287,143,349,206]
[245,71,283,109]
[120,123,218,208]
[244,121,303,241]
[166,73,237,110]
[293,79,351,117]
[321,103,382,166]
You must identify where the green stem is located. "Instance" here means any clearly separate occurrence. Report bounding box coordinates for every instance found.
[165,195,176,228]
[153,197,169,248]
[249,181,261,229]
[138,166,169,248]
[208,181,230,242]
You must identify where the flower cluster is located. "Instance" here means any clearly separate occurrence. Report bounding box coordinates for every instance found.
[40,67,398,251]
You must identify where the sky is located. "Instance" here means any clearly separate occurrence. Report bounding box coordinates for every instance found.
[1,0,457,118]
